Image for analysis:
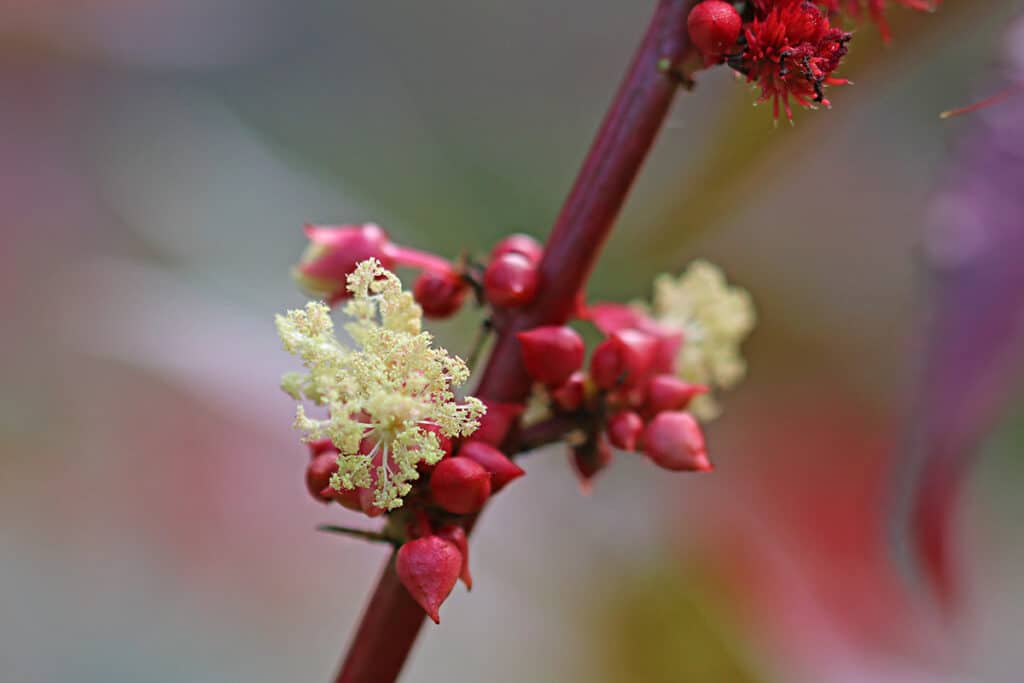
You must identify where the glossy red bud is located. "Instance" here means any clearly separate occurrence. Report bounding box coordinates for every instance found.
[396,536,463,624]
[305,453,339,503]
[294,224,394,301]
[437,525,472,590]
[687,1,742,56]
[490,233,543,264]
[307,438,338,458]
[643,411,712,472]
[517,325,585,387]
[590,330,659,390]
[457,441,525,492]
[430,457,492,514]
[413,269,468,319]
[570,436,614,493]
[552,371,587,412]
[468,399,524,446]
[607,411,644,451]
[484,252,539,308]
[644,375,708,415]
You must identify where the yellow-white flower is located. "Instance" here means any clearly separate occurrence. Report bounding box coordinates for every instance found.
[643,260,756,420]
[276,258,485,510]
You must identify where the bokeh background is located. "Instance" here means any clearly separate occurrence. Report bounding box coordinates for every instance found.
[3,1,1024,681]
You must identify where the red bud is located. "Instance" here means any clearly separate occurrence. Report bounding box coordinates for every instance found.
[430,457,492,514]
[552,371,587,412]
[467,399,524,446]
[307,438,338,458]
[607,411,644,451]
[491,233,543,264]
[457,441,525,492]
[644,375,708,415]
[643,411,711,472]
[687,1,742,56]
[517,326,585,387]
[590,330,659,390]
[437,525,472,590]
[484,252,539,308]
[570,436,614,493]
[294,224,394,300]
[305,453,339,503]
[396,536,463,624]
[414,269,468,319]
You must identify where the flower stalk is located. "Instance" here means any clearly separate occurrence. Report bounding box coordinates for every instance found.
[333,1,697,680]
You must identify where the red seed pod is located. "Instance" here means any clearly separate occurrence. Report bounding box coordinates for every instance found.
[644,375,709,415]
[483,252,539,308]
[517,325,585,387]
[396,536,463,624]
[457,441,525,492]
[413,269,468,319]
[570,436,614,493]
[490,233,543,265]
[590,329,660,391]
[607,411,645,452]
[430,457,492,515]
[305,452,339,503]
[332,486,363,512]
[643,411,712,472]
[687,1,742,56]
[436,525,473,590]
[467,399,525,447]
[552,371,587,412]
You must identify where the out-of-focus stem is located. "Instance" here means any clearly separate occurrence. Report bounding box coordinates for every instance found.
[333,2,695,681]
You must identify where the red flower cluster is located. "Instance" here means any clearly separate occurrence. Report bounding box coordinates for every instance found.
[687,0,936,121]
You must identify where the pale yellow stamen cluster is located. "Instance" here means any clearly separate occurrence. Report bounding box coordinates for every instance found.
[276,258,485,510]
[641,260,756,420]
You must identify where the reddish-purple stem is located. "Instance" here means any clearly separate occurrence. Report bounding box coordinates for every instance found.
[334,2,694,681]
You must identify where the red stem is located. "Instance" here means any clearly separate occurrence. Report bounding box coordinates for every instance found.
[334,2,694,681]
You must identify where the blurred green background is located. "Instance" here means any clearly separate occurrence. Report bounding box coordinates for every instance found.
[2,1,1023,681]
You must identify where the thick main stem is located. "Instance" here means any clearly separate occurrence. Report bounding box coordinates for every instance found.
[334,2,694,681]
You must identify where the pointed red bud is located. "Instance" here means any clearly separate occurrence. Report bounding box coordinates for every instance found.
[687,1,742,56]
[396,536,463,624]
[643,411,712,472]
[305,453,339,503]
[484,252,539,308]
[644,375,709,415]
[457,441,525,492]
[552,371,587,412]
[467,399,524,446]
[491,233,543,264]
[293,224,394,300]
[570,436,614,493]
[607,411,644,451]
[437,525,472,590]
[590,330,659,390]
[430,457,492,514]
[414,269,468,319]
[517,325,585,387]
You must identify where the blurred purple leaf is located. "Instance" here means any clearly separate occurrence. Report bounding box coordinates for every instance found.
[907,19,1024,608]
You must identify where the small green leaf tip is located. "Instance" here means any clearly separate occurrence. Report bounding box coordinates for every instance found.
[276,258,486,511]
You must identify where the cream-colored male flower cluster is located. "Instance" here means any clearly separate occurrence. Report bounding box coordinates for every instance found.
[276,258,485,510]
[643,260,756,420]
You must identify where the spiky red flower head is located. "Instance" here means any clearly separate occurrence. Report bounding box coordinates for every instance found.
[732,0,852,122]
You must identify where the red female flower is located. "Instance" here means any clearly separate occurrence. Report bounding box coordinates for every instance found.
[732,0,852,122]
